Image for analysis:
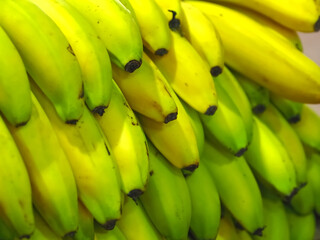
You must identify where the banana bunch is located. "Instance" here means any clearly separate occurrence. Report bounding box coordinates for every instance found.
[0,0,320,239]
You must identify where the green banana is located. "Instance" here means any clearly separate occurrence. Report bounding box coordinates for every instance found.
[237,229,253,240]
[112,52,178,124]
[0,25,31,127]
[127,0,171,55]
[270,93,303,123]
[31,81,122,230]
[290,181,315,215]
[147,30,218,116]
[180,1,224,77]
[94,81,149,199]
[154,0,182,31]
[201,140,264,235]
[231,69,270,114]
[29,0,113,116]
[6,93,79,237]
[0,219,16,240]
[244,116,298,199]
[0,0,84,124]
[306,150,320,215]
[72,201,94,240]
[0,115,34,238]
[188,1,320,103]
[139,142,192,240]
[95,225,126,240]
[117,198,163,240]
[201,77,248,157]
[185,160,221,240]
[64,0,143,72]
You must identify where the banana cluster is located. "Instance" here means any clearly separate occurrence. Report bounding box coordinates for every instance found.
[0,0,320,239]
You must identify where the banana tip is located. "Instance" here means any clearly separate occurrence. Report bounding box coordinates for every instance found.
[99,219,118,230]
[314,17,320,32]
[127,189,144,201]
[283,187,301,204]
[155,48,168,56]
[252,104,266,114]
[288,114,301,124]
[92,106,107,116]
[182,163,199,173]
[205,105,218,116]
[234,146,248,157]
[253,226,265,236]
[210,66,223,77]
[164,112,178,124]
[124,59,142,73]
[65,119,78,125]
[64,230,77,238]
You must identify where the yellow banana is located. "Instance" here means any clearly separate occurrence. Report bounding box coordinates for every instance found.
[0,0,84,124]
[0,115,34,238]
[216,210,240,240]
[180,1,224,77]
[188,1,320,103]
[6,92,79,237]
[154,0,182,31]
[31,81,122,230]
[112,52,178,124]
[64,0,143,72]
[127,0,171,55]
[29,0,112,116]
[0,25,31,127]
[94,81,149,199]
[95,225,126,240]
[147,30,218,116]
[139,142,192,240]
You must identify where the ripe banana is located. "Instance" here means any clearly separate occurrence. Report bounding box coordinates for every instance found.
[31,81,122,230]
[180,1,224,77]
[112,52,178,124]
[94,81,149,199]
[0,115,34,238]
[64,0,143,72]
[137,87,199,171]
[117,197,163,240]
[291,104,320,152]
[185,160,221,240]
[257,103,307,185]
[231,69,270,114]
[95,225,126,240]
[6,93,79,237]
[127,0,171,56]
[147,30,218,116]
[270,93,303,123]
[0,25,31,127]
[198,0,320,32]
[29,0,113,116]
[244,116,298,199]
[189,1,320,103]
[154,0,182,31]
[201,78,248,157]
[201,140,264,235]
[0,0,84,124]
[139,142,192,240]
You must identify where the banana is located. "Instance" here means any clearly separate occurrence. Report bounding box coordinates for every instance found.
[291,104,320,152]
[0,115,34,238]
[0,25,31,127]
[270,93,303,123]
[146,30,218,116]
[6,92,79,237]
[0,219,16,240]
[231,69,270,114]
[285,206,316,240]
[137,86,199,171]
[201,78,248,157]
[29,0,113,116]
[257,103,308,185]
[112,52,178,124]
[95,225,126,240]
[216,210,239,240]
[254,186,290,240]
[290,181,315,215]
[214,66,254,144]
[180,1,224,77]
[306,150,320,215]
[188,1,320,103]
[31,80,122,230]
[154,0,182,31]
[94,81,149,199]
[117,197,163,240]
[127,0,171,55]
[72,201,94,240]
[201,140,264,235]
[244,116,298,199]
[196,0,320,32]
[185,160,221,240]
[139,142,192,240]
[0,0,84,124]
[64,0,143,73]
[237,229,253,240]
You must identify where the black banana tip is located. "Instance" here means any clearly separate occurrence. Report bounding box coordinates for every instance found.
[288,114,301,124]
[92,106,107,116]
[183,163,199,173]
[252,104,266,114]
[234,147,248,157]
[210,66,223,77]
[155,48,168,56]
[253,226,265,236]
[124,59,142,73]
[314,17,320,32]
[283,187,301,204]
[168,10,181,31]
[127,189,144,201]
[64,231,77,238]
[164,112,178,124]
[65,119,78,125]
[19,234,32,239]
[205,105,218,116]
[15,120,28,128]
[100,219,117,230]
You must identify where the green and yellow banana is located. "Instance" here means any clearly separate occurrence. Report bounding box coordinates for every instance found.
[216,210,239,240]
[95,225,126,240]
